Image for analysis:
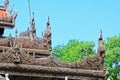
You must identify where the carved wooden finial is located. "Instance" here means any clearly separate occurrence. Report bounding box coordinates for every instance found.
[99,29,103,40]
[5,0,9,5]
[4,0,9,9]
[98,29,105,55]
[15,29,18,38]
[30,12,36,34]
[30,12,35,26]
[47,16,50,25]
[46,16,51,32]
[45,16,51,35]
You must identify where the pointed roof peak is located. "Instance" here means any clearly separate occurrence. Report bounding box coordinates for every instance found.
[47,16,50,26]
[100,29,102,35]
[48,16,50,20]
[30,12,36,31]
[15,29,18,38]
[99,29,103,40]
[4,0,9,9]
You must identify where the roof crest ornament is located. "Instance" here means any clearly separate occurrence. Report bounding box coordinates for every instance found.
[4,0,9,9]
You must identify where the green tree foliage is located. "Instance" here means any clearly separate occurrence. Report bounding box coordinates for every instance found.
[52,35,120,80]
[104,35,120,80]
[52,39,95,62]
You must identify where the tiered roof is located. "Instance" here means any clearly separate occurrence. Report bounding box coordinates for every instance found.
[0,0,17,28]
[0,0,108,80]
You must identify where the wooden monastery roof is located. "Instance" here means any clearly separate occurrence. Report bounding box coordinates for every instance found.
[0,63,107,80]
[0,9,7,18]
[0,2,17,29]
[0,0,108,80]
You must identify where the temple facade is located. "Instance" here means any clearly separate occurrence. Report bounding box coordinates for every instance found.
[0,0,108,80]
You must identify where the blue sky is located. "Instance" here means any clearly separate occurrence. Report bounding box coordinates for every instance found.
[1,0,120,48]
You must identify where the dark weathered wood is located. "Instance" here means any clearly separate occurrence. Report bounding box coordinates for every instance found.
[0,7,5,10]
[0,46,50,55]
[0,63,106,80]
[0,21,14,28]
[0,1,108,80]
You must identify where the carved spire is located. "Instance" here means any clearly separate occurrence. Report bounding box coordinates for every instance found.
[30,12,36,34]
[46,16,51,35]
[43,16,52,51]
[99,29,103,40]
[4,0,9,9]
[97,29,105,55]
[97,30,105,69]
[43,16,51,38]
[29,12,36,40]
[15,29,18,38]
[47,16,50,26]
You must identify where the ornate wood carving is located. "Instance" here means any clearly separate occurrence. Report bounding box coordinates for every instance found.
[0,0,17,37]
[0,0,108,80]
[0,63,107,80]
[0,1,18,28]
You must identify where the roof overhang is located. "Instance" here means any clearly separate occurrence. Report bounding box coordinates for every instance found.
[0,63,107,80]
[0,22,14,29]
[0,6,6,11]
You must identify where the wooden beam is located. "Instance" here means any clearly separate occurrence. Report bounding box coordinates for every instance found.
[0,46,50,55]
[0,63,107,79]
[0,21,14,28]
[0,7,6,11]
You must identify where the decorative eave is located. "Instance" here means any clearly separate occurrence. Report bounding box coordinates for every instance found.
[0,21,15,29]
[0,1,108,80]
[0,46,50,56]
[0,63,108,80]
[0,6,6,11]
[0,0,17,29]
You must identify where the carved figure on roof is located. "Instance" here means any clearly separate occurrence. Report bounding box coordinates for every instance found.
[12,47,20,63]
